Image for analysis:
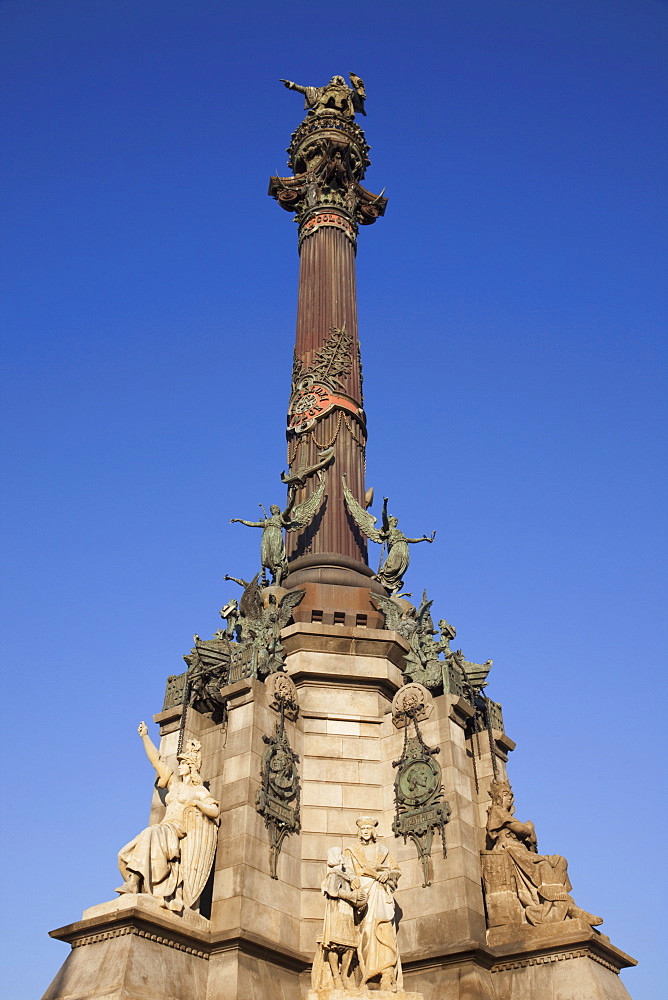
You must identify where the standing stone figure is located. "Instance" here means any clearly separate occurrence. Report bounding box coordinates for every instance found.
[116,723,219,914]
[311,847,367,992]
[485,779,602,927]
[342,476,435,594]
[231,473,327,585]
[345,817,402,991]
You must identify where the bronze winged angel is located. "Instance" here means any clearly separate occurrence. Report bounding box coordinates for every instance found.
[231,472,327,585]
[342,475,435,593]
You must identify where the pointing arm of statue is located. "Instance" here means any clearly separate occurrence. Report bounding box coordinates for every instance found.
[137,721,172,788]
[280,79,307,95]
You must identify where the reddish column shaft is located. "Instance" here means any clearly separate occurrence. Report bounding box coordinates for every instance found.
[285,225,367,565]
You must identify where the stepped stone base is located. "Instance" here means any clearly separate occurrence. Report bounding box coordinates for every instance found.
[42,624,636,1000]
[83,892,211,930]
[486,920,635,1000]
[42,897,210,1000]
[43,900,634,1000]
[307,991,423,1000]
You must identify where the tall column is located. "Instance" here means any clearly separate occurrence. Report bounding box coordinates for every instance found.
[269,89,386,615]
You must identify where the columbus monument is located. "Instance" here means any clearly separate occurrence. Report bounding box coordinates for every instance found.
[43,73,636,1000]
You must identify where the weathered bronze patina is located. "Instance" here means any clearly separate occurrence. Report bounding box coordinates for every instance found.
[256,680,301,879]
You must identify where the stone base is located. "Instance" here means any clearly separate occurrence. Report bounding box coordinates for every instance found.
[487,920,636,1000]
[307,991,423,1000]
[83,892,210,931]
[43,897,210,1000]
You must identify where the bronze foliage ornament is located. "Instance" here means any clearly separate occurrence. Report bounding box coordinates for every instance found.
[287,327,363,435]
[256,678,301,879]
[163,577,306,722]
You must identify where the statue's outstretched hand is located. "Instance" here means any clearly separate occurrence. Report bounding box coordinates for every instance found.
[279,79,292,88]
[138,721,148,738]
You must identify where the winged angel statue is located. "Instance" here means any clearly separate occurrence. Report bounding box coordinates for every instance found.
[342,475,435,594]
[230,573,306,678]
[117,723,219,915]
[231,472,327,585]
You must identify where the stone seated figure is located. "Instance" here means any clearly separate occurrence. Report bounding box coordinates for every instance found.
[482,779,602,929]
[116,722,219,916]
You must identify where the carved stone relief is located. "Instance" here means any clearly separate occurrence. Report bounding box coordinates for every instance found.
[391,684,450,887]
[256,679,301,878]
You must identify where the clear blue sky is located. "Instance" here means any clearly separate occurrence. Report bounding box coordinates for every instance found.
[1,2,666,998]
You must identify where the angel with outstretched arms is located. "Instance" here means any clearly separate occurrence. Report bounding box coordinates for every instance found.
[342,474,435,593]
[280,73,366,118]
[231,472,327,586]
[116,723,219,914]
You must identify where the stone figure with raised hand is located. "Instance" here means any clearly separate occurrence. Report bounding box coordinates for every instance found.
[116,723,219,915]
[280,73,366,118]
[231,472,327,585]
[342,475,435,594]
[311,847,367,992]
[345,817,402,992]
[485,779,603,928]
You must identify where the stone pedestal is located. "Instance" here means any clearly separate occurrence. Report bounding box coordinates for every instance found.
[43,896,211,1000]
[487,921,636,1000]
[307,991,423,1000]
[44,622,635,1000]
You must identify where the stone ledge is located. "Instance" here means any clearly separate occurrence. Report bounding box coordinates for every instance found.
[49,901,313,970]
[83,893,210,930]
[307,991,423,1000]
[401,939,493,971]
[210,927,310,971]
[486,920,637,973]
[49,897,211,952]
[282,621,409,667]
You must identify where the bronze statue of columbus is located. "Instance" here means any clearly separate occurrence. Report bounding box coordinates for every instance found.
[280,73,366,118]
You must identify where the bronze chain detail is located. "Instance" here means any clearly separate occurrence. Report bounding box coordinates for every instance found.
[311,410,343,450]
[484,696,499,781]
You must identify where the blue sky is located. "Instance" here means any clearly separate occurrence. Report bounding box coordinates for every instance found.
[1,2,666,997]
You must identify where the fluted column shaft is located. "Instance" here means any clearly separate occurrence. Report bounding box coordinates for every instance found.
[285,226,367,565]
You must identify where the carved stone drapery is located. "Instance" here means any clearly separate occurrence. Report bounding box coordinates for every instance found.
[483,779,603,930]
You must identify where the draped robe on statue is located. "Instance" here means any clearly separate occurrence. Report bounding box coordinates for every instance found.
[487,804,575,925]
[345,842,402,987]
[118,779,218,909]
